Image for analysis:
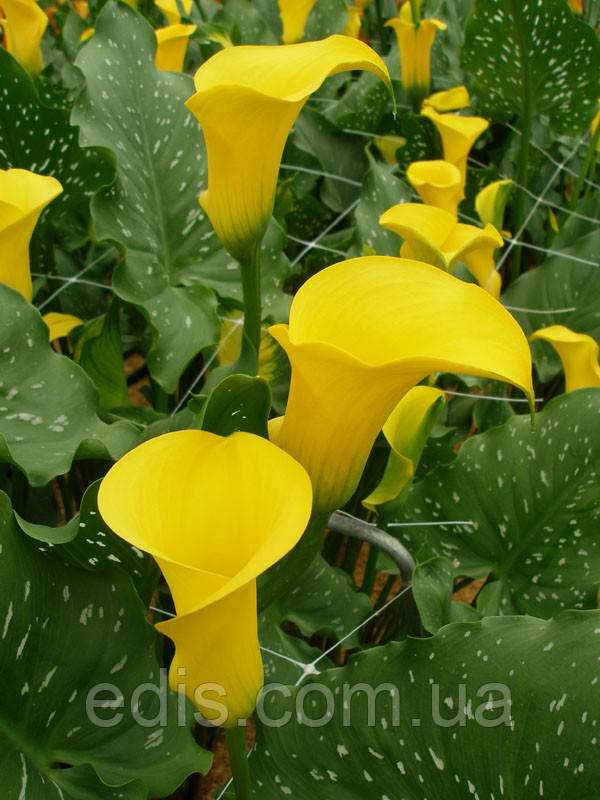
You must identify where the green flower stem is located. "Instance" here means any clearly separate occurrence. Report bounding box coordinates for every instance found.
[225,726,254,800]
[374,0,388,53]
[238,243,262,373]
[258,510,330,612]
[569,121,600,211]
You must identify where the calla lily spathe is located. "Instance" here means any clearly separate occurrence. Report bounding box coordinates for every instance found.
[379,202,504,297]
[475,179,513,231]
[98,430,312,726]
[155,23,196,72]
[530,326,600,392]
[185,36,390,260]
[269,256,533,513]
[155,0,192,25]
[421,106,488,186]
[343,6,363,38]
[277,0,317,43]
[406,160,464,216]
[0,0,47,76]
[374,135,406,164]
[385,16,446,106]
[422,85,470,112]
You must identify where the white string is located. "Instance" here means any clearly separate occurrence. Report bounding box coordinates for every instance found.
[31,273,112,291]
[504,304,576,314]
[387,520,473,527]
[36,248,117,310]
[501,235,600,268]
[285,234,347,257]
[442,388,543,403]
[280,163,363,187]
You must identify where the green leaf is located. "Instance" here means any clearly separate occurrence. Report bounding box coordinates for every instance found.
[355,153,412,256]
[0,285,139,485]
[394,389,600,618]
[412,555,481,634]
[73,300,129,410]
[71,1,220,392]
[304,0,349,40]
[462,0,600,133]
[247,611,600,798]
[200,374,271,438]
[0,491,210,799]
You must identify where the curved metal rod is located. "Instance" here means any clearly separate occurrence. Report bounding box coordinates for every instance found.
[327,512,423,637]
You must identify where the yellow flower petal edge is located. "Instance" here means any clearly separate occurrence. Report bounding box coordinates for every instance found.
[155,23,196,72]
[0,0,47,76]
[363,386,445,511]
[529,326,600,392]
[269,256,533,512]
[186,36,390,260]
[277,0,318,44]
[421,106,488,185]
[43,312,83,341]
[0,168,63,302]
[422,85,470,112]
[385,17,446,105]
[475,179,513,230]
[406,159,464,216]
[155,0,192,25]
[97,430,312,726]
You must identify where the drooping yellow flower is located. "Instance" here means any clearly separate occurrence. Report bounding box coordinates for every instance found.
[374,135,406,164]
[385,15,446,106]
[185,36,390,260]
[422,85,470,112]
[155,23,196,72]
[277,0,318,44]
[155,0,192,25]
[269,256,533,513]
[363,385,445,511]
[343,5,363,38]
[0,0,47,76]
[406,159,464,216]
[529,326,600,392]
[475,179,513,231]
[0,168,62,302]
[421,106,489,186]
[98,430,312,726]
[379,203,503,297]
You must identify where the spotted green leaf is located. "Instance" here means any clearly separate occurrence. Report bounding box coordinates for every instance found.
[394,389,600,618]
[462,0,600,133]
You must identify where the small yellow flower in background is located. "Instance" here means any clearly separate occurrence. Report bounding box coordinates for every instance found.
[155,23,196,72]
[343,5,363,38]
[155,0,192,25]
[475,179,513,232]
[529,326,600,392]
[406,159,464,216]
[379,202,503,297]
[422,85,470,112]
[185,36,390,260]
[362,385,445,511]
[568,0,583,13]
[421,106,488,186]
[98,430,312,726]
[0,169,83,339]
[78,26,94,43]
[0,0,48,76]
[268,256,533,513]
[385,15,446,107]
[354,0,371,7]
[591,100,600,151]
[71,0,89,19]
[277,0,318,44]
[374,135,406,164]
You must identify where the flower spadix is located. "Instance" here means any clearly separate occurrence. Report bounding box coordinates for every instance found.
[155,23,196,72]
[421,106,488,186]
[0,0,47,76]
[98,430,312,726]
[529,326,600,392]
[406,160,464,216]
[379,202,503,297]
[268,256,533,513]
[185,36,390,260]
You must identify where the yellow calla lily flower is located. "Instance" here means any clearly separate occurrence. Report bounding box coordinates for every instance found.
[155,23,196,72]
[421,106,488,185]
[406,159,464,216]
[363,385,445,511]
[185,36,390,260]
[269,256,533,512]
[277,0,317,44]
[475,179,513,231]
[42,312,83,341]
[529,326,600,392]
[0,0,47,76]
[343,5,363,38]
[98,430,313,726]
[385,16,446,106]
[155,0,192,25]
[374,135,406,164]
[422,85,470,112]
[0,168,62,302]
[379,202,503,297]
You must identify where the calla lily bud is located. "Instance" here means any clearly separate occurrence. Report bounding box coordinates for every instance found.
[529,326,600,392]
[0,0,47,76]
[185,36,390,260]
[98,430,313,727]
[475,179,513,231]
[269,256,533,513]
[406,159,464,216]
